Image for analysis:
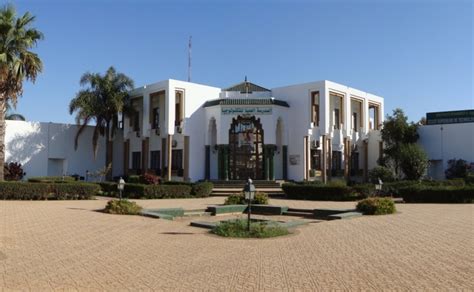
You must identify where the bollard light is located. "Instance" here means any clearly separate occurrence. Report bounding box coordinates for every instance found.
[117,177,126,200]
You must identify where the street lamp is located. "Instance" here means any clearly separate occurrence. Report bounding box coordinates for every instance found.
[243,178,256,232]
[117,177,125,200]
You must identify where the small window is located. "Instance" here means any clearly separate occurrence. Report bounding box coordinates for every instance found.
[132,152,141,171]
[150,151,160,174]
[152,107,160,129]
[311,149,321,170]
[175,91,183,126]
[171,149,183,173]
[351,152,359,176]
[353,112,358,131]
[334,109,340,129]
[311,91,319,126]
[332,151,342,170]
[133,111,140,132]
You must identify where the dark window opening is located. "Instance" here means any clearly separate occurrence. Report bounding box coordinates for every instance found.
[150,151,161,175]
[132,152,141,171]
[334,109,340,129]
[172,149,183,176]
[152,108,160,129]
[311,149,321,170]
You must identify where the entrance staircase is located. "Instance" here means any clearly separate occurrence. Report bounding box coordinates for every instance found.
[210,180,284,197]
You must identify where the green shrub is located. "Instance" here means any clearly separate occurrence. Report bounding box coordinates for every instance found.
[382,181,419,196]
[224,194,243,205]
[0,181,98,200]
[104,199,142,215]
[192,182,213,197]
[162,181,194,186]
[124,183,146,198]
[127,175,141,184]
[369,166,395,184]
[465,174,474,185]
[352,184,376,197]
[28,176,76,183]
[282,183,358,201]
[224,192,269,205]
[4,162,25,181]
[50,182,99,200]
[398,185,474,203]
[96,182,118,196]
[399,144,428,180]
[211,219,289,238]
[356,197,396,215]
[144,185,193,199]
[445,159,469,179]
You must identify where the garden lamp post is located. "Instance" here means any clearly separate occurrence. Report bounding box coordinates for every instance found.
[118,177,125,200]
[243,178,256,232]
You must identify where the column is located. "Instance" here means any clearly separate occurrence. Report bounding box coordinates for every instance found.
[282,145,288,180]
[263,145,276,181]
[327,138,332,180]
[343,137,349,179]
[184,136,190,181]
[346,139,352,180]
[363,140,369,182]
[223,145,229,180]
[142,93,150,138]
[161,138,166,176]
[303,136,307,181]
[321,135,327,183]
[123,139,130,176]
[141,137,149,175]
[167,134,172,181]
[205,145,210,180]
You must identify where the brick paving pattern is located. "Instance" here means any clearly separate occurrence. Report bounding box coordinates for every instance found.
[0,197,472,291]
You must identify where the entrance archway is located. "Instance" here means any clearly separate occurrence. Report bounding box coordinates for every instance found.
[229,115,264,180]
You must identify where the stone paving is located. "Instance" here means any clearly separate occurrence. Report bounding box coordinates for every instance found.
[0,197,472,291]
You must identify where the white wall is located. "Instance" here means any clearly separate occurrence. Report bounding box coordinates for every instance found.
[6,121,106,179]
[418,123,474,179]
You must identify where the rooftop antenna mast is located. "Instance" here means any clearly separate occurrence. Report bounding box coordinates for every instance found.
[188,36,192,82]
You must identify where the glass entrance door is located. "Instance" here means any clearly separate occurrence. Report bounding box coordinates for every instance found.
[229,116,264,180]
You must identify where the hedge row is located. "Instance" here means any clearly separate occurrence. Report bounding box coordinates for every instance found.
[282,183,364,201]
[398,185,474,203]
[0,181,99,200]
[28,176,76,183]
[97,181,214,199]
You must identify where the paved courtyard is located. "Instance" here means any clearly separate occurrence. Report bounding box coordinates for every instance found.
[0,197,472,291]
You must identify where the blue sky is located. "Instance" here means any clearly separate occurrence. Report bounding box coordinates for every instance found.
[12,0,474,124]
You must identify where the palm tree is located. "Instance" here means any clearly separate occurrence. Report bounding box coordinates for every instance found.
[0,5,43,180]
[69,66,134,180]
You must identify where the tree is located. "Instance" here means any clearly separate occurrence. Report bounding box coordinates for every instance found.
[0,5,43,181]
[69,66,134,180]
[399,143,428,180]
[445,159,469,179]
[380,108,419,179]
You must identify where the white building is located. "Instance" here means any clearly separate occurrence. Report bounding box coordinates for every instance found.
[418,110,474,179]
[5,120,108,179]
[121,79,384,182]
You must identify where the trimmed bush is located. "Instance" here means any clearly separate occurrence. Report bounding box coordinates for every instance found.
[356,197,396,215]
[282,183,359,201]
[211,219,289,238]
[28,176,76,183]
[127,175,141,184]
[192,182,213,197]
[0,181,98,200]
[224,192,269,205]
[124,183,146,198]
[4,162,25,181]
[369,166,395,184]
[352,184,376,197]
[398,185,474,203]
[96,182,118,196]
[104,199,142,215]
[144,185,193,199]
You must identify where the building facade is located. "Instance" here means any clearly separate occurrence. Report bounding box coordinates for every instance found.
[122,79,384,182]
[418,109,474,179]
